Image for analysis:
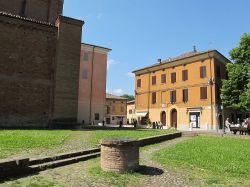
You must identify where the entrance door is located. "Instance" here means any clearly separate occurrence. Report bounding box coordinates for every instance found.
[161,111,166,125]
[106,118,110,124]
[189,112,200,128]
[171,109,177,128]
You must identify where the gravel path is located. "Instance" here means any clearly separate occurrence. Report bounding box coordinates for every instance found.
[138,137,198,187]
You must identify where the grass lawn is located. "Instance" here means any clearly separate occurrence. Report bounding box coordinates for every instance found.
[0,129,175,160]
[153,135,250,186]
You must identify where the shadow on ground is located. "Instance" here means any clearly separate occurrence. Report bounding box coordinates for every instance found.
[137,165,164,176]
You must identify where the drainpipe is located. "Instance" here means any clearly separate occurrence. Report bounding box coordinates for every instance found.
[147,71,151,117]
[208,52,214,131]
[89,46,96,125]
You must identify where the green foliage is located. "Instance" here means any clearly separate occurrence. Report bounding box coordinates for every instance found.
[121,94,135,101]
[221,33,250,111]
[153,136,250,186]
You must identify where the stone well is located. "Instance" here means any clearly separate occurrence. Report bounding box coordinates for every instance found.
[100,138,139,172]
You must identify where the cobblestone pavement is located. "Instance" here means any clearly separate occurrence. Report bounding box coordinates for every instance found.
[138,137,199,187]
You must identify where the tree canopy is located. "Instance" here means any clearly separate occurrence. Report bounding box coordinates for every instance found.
[121,94,135,101]
[221,33,250,112]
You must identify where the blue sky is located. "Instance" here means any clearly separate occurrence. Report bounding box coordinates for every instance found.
[64,0,250,96]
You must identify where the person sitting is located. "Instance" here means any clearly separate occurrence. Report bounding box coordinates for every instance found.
[152,122,156,129]
[156,122,159,129]
[158,121,163,129]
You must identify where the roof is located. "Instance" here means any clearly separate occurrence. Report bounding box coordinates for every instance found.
[127,100,135,104]
[132,49,231,74]
[82,43,112,51]
[106,93,127,100]
[0,11,56,27]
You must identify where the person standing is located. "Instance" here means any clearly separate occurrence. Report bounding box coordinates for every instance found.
[225,118,231,133]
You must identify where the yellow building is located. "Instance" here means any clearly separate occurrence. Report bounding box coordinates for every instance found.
[133,49,232,131]
[127,100,137,124]
[105,93,127,124]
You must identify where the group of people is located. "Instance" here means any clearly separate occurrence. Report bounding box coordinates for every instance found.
[225,118,250,134]
[152,121,164,129]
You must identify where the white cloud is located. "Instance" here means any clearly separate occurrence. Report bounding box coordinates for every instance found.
[107,59,119,69]
[112,88,125,96]
[127,72,135,78]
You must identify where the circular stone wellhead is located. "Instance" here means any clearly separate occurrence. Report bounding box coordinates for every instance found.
[100,138,139,172]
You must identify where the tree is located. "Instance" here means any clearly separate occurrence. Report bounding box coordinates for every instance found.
[121,94,135,101]
[221,33,250,111]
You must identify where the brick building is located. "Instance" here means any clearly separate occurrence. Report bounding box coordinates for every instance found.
[0,0,84,127]
[78,43,111,125]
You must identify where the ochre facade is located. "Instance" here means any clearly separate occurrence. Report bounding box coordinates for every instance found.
[0,1,83,127]
[133,50,232,131]
[106,94,127,125]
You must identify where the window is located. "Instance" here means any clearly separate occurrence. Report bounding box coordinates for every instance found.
[216,65,221,78]
[170,90,176,103]
[200,87,207,99]
[183,89,188,103]
[107,106,110,114]
[152,76,156,85]
[121,106,124,112]
[200,66,206,78]
[83,52,89,61]
[82,69,88,79]
[152,92,156,104]
[95,113,99,120]
[112,106,116,112]
[129,109,132,114]
[137,79,141,88]
[182,70,188,81]
[161,74,166,84]
[171,72,176,83]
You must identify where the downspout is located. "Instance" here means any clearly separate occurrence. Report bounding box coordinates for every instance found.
[147,71,151,117]
[89,46,96,125]
[208,52,214,131]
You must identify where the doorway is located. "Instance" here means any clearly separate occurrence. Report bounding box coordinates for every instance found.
[161,111,166,125]
[189,112,200,128]
[170,109,177,128]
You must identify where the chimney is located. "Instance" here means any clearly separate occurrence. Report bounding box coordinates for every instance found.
[157,58,162,64]
[193,45,197,52]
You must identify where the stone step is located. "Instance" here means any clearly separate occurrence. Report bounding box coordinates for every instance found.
[30,152,100,172]
[29,148,100,166]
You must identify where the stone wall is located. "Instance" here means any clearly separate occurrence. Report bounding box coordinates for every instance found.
[0,13,57,127]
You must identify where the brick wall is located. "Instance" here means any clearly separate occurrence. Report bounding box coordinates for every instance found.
[0,14,57,127]
[53,16,83,122]
[0,0,63,24]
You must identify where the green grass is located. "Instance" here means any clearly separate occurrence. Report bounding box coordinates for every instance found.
[153,135,250,186]
[0,130,72,159]
[0,129,175,159]
[88,129,176,145]
[88,158,142,187]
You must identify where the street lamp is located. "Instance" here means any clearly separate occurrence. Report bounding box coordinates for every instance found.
[220,94,225,134]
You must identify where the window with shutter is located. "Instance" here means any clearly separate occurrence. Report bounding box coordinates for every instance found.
[152,92,156,104]
[171,72,176,83]
[182,70,188,81]
[170,90,176,103]
[152,76,156,85]
[161,74,166,84]
[183,89,188,102]
[200,87,207,99]
[137,79,141,88]
[216,65,221,78]
[200,66,206,78]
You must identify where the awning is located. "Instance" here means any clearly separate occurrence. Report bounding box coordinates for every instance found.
[136,112,148,117]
